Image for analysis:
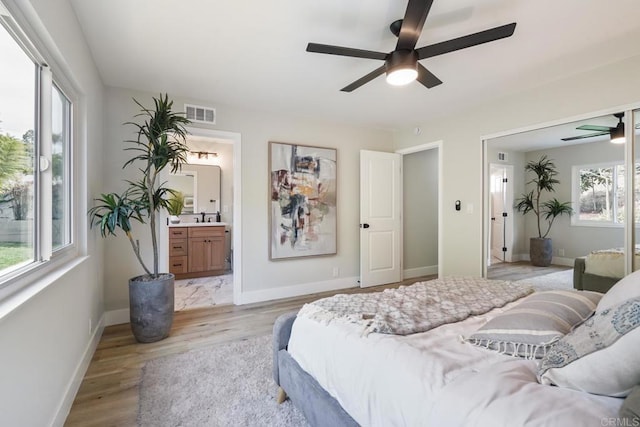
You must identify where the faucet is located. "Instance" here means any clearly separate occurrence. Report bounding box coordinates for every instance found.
[200,211,206,223]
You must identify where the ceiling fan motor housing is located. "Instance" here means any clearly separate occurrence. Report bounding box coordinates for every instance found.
[384,49,418,85]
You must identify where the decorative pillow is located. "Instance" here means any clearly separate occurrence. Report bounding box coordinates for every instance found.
[620,385,640,422]
[538,296,640,397]
[598,268,640,311]
[466,290,602,359]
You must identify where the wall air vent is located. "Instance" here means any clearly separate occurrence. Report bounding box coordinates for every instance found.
[185,104,216,124]
[497,152,508,162]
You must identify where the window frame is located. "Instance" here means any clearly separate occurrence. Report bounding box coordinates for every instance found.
[0,2,80,300]
[571,161,632,228]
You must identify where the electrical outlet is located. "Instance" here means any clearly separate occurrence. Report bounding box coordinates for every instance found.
[558,248,565,257]
[332,267,339,278]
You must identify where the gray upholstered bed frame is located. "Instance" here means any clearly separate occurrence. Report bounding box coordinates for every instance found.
[573,256,619,293]
[272,312,358,426]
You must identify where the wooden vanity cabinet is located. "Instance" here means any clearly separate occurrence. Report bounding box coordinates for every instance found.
[169,225,225,279]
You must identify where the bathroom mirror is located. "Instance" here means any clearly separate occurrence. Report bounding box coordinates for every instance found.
[167,172,197,213]
[168,164,221,215]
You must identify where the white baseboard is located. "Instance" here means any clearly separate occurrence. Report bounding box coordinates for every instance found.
[508,254,573,267]
[513,253,529,262]
[105,308,129,326]
[404,265,438,279]
[238,276,359,305]
[52,313,105,427]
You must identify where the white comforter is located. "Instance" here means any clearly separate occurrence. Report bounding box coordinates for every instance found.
[288,300,622,427]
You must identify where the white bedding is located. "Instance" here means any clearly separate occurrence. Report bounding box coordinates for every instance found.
[585,247,640,278]
[288,299,623,427]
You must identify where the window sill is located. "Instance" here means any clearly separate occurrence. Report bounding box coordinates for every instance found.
[571,221,623,228]
[0,255,89,321]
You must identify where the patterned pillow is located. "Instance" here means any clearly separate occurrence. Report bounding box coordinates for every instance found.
[466,290,602,359]
[538,296,640,397]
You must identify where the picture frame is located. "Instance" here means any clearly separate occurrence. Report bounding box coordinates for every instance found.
[269,141,337,260]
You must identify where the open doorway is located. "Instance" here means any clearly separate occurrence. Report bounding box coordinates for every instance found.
[398,141,442,280]
[159,127,242,312]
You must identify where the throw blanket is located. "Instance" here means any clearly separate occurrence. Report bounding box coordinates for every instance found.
[297,277,533,336]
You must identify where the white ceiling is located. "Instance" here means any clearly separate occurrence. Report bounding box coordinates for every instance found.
[490,113,640,152]
[69,0,640,131]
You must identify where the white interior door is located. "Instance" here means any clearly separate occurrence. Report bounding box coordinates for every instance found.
[360,150,402,287]
[490,166,506,262]
[489,164,514,265]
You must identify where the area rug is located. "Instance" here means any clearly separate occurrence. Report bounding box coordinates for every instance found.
[138,334,308,427]
[515,269,573,291]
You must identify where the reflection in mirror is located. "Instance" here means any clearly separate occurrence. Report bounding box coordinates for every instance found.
[485,112,629,289]
[634,109,640,271]
[168,164,221,218]
[167,172,197,213]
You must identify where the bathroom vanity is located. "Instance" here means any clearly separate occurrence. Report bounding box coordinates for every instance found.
[168,223,226,279]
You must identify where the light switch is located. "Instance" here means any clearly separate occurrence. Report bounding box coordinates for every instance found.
[466,203,474,214]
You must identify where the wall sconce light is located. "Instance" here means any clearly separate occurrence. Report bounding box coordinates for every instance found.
[190,151,218,159]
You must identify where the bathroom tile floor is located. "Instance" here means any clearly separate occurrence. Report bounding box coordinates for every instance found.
[174,272,234,311]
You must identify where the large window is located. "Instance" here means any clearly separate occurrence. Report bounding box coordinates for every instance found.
[0,8,73,285]
[573,162,640,226]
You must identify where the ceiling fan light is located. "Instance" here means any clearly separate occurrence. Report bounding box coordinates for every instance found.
[610,123,625,144]
[385,50,419,86]
[386,68,418,86]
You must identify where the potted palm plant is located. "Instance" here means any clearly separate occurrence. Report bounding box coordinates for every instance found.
[89,94,190,342]
[515,155,573,267]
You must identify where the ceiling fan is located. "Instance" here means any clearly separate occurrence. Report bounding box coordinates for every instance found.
[561,113,634,143]
[306,0,517,92]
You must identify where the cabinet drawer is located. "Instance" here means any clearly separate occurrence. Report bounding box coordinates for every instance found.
[169,228,188,239]
[169,238,188,256]
[189,226,225,238]
[169,256,188,274]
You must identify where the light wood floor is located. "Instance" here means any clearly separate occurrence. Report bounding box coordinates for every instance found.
[64,275,436,427]
[487,260,572,281]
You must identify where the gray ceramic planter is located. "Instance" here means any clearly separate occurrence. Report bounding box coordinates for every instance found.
[530,237,552,267]
[129,273,175,343]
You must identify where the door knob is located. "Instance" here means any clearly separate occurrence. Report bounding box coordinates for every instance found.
[360,223,370,229]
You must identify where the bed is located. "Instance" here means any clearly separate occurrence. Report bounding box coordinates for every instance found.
[273,275,640,426]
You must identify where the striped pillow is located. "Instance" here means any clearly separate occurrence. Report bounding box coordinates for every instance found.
[466,290,602,359]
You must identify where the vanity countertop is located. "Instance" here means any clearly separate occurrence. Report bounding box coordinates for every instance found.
[169,222,227,228]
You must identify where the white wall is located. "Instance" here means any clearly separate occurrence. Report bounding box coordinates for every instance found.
[0,0,104,426]
[403,149,438,276]
[394,54,640,276]
[103,86,394,311]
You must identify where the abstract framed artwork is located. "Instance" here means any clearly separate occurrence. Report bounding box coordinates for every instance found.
[269,141,337,260]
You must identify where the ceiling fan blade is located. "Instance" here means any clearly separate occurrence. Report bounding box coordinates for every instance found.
[416,22,516,60]
[340,66,386,92]
[576,124,613,132]
[416,63,442,88]
[561,131,609,141]
[306,43,387,60]
[396,0,434,51]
